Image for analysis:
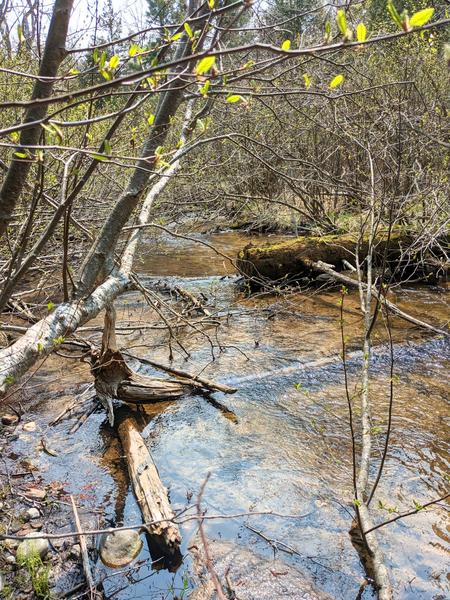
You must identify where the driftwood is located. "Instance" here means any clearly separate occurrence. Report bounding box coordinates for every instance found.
[237,232,448,286]
[116,414,182,567]
[90,305,189,424]
[123,352,237,395]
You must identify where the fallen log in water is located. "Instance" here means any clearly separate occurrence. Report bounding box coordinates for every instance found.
[116,414,182,567]
[237,232,448,286]
[90,304,236,425]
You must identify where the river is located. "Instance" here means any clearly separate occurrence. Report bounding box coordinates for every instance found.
[2,230,449,599]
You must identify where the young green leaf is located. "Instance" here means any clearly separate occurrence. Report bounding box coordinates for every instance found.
[147,113,155,125]
[199,79,210,97]
[14,151,28,159]
[195,55,216,75]
[184,22,193,39]
[329,74,344,88]
[99,51,107,69]
[281,39,291,51]
[92,153,109,162]
[171,32,183,41]
[50,123,63,143]
[226,94,243,103]
[47,301,55,312]
[410,7,434,27]
[208,0,215,8]
[17,25,25,43]
[303,73,311,89]
[109,55,120,70]
[10,131,19,143]
[100,69,111,81]
[129,44,140,57]
[356,23,367,42]
[336,9,347,35]
[324,20,332,43]
[103,139,112,155]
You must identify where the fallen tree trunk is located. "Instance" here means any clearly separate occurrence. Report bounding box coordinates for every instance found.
[237,233,448,286]
[117,414,182,567]
[90,303,237,424]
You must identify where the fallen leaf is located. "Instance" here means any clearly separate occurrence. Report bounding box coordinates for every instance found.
[25,487,46,500]
[41,437,58,457]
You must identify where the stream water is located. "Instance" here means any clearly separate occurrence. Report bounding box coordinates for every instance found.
[2,230,449,599]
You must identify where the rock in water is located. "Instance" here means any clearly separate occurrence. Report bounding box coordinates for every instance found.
[190,537,334,600]
[99,530,143,568]
[16,532,49,562]
[1,414,18,425]
[26,507,41,520]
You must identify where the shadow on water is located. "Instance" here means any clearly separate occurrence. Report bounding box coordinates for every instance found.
[3,231,449,599]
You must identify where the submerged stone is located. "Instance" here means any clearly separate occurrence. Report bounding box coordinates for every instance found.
[190,538,334,600]
[99,530,143,568]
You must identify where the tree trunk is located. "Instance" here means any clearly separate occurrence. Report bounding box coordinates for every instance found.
[0,102,209,394]
[0,0,74,237]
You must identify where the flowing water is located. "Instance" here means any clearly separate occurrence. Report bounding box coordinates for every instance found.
[2,230,449,599]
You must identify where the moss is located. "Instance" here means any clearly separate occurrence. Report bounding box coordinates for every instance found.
[17,549,51,600]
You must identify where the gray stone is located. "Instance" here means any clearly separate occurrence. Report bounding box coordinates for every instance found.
[26,507,40,520]
[70,544,81,559]
[16,532,49,563]
[99,530,143,568]
[5,554,16,565]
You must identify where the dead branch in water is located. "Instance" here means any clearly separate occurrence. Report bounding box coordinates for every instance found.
[123,352,237,395]
[311,260,448,337]
[70,495,101,599]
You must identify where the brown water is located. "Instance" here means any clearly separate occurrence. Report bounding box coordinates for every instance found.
[3,230,449,599]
